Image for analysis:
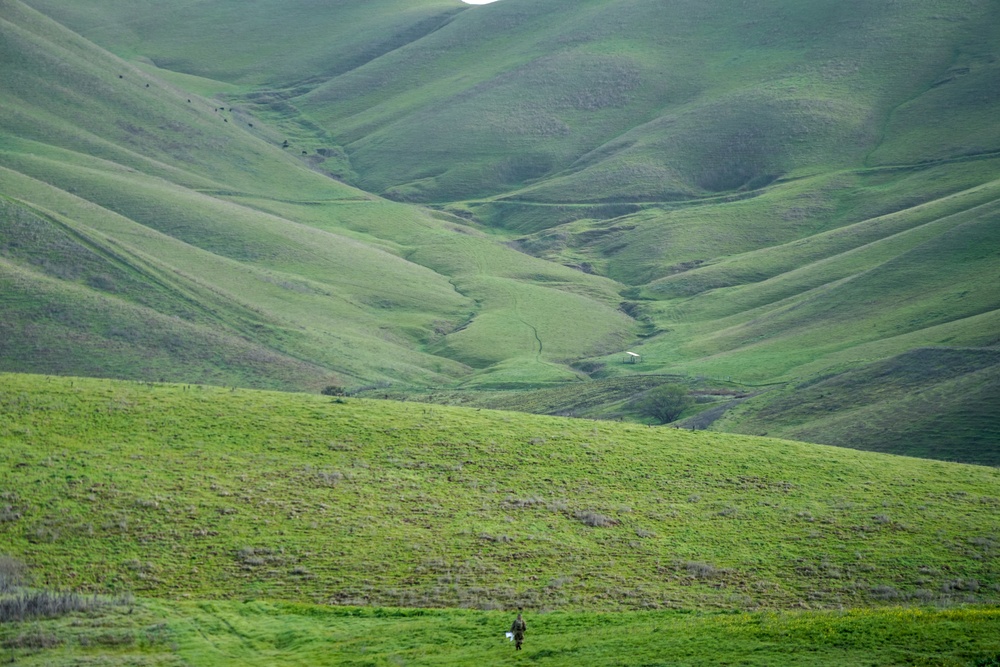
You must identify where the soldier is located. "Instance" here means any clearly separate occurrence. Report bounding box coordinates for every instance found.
[510,610,526,651]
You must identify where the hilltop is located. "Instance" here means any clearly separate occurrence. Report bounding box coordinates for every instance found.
[35,0,999,204]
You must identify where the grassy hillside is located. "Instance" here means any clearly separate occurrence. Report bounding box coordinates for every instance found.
[711,348,1000,466]
[3,5,998,664]
[2,374,998,611]
[573,165,1000,461]
[4,0,999,463]
[1,373,999,664]
[22,0,466,87]
[298,0,1000,204]
[0,0,636,390]
[29,0,1000,203]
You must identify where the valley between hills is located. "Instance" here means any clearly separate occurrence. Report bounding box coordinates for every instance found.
[0,0,998,664]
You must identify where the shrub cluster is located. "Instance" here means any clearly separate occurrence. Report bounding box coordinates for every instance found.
[0,555,27,593]
[0,590,107,623]
[575,511,618,527]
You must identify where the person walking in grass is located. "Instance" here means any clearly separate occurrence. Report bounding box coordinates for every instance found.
[510,610,526,651]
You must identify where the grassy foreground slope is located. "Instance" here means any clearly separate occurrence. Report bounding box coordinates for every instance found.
[2,374,998,613]
[1,373,1000,666]
[3,599,1000,667]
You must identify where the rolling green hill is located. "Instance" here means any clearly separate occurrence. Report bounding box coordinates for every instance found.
[0,0,635,391]
[2,374,998,610]
[47,0,991,206]
[2,0,999,463]
[3,3,999,664]
[27,0,1000,201]
[1,374,999,664]
[21,0,466,87]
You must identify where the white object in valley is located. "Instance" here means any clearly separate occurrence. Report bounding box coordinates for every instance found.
[505,632,514,641]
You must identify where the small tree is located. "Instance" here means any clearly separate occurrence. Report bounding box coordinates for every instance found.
[636,384,692,424]
[320,385,345,397]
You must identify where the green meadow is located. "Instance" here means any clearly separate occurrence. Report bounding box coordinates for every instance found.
[6,374,998,611]
[4,600,1000,666]
[1,374,999,664]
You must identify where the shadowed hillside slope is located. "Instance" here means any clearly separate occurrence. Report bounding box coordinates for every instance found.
[712,348,1000,466]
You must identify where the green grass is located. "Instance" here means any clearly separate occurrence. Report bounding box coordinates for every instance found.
[31,0,999,204]
[0,169,474,387]
[4,4,1000,663]
[2,373,998,612]
[22,0,467,87]
[297,0,996,204]
[3,599,1000,666]
[379,375,680,418]
[1,374,1000,664]
[560,165,1000,460]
